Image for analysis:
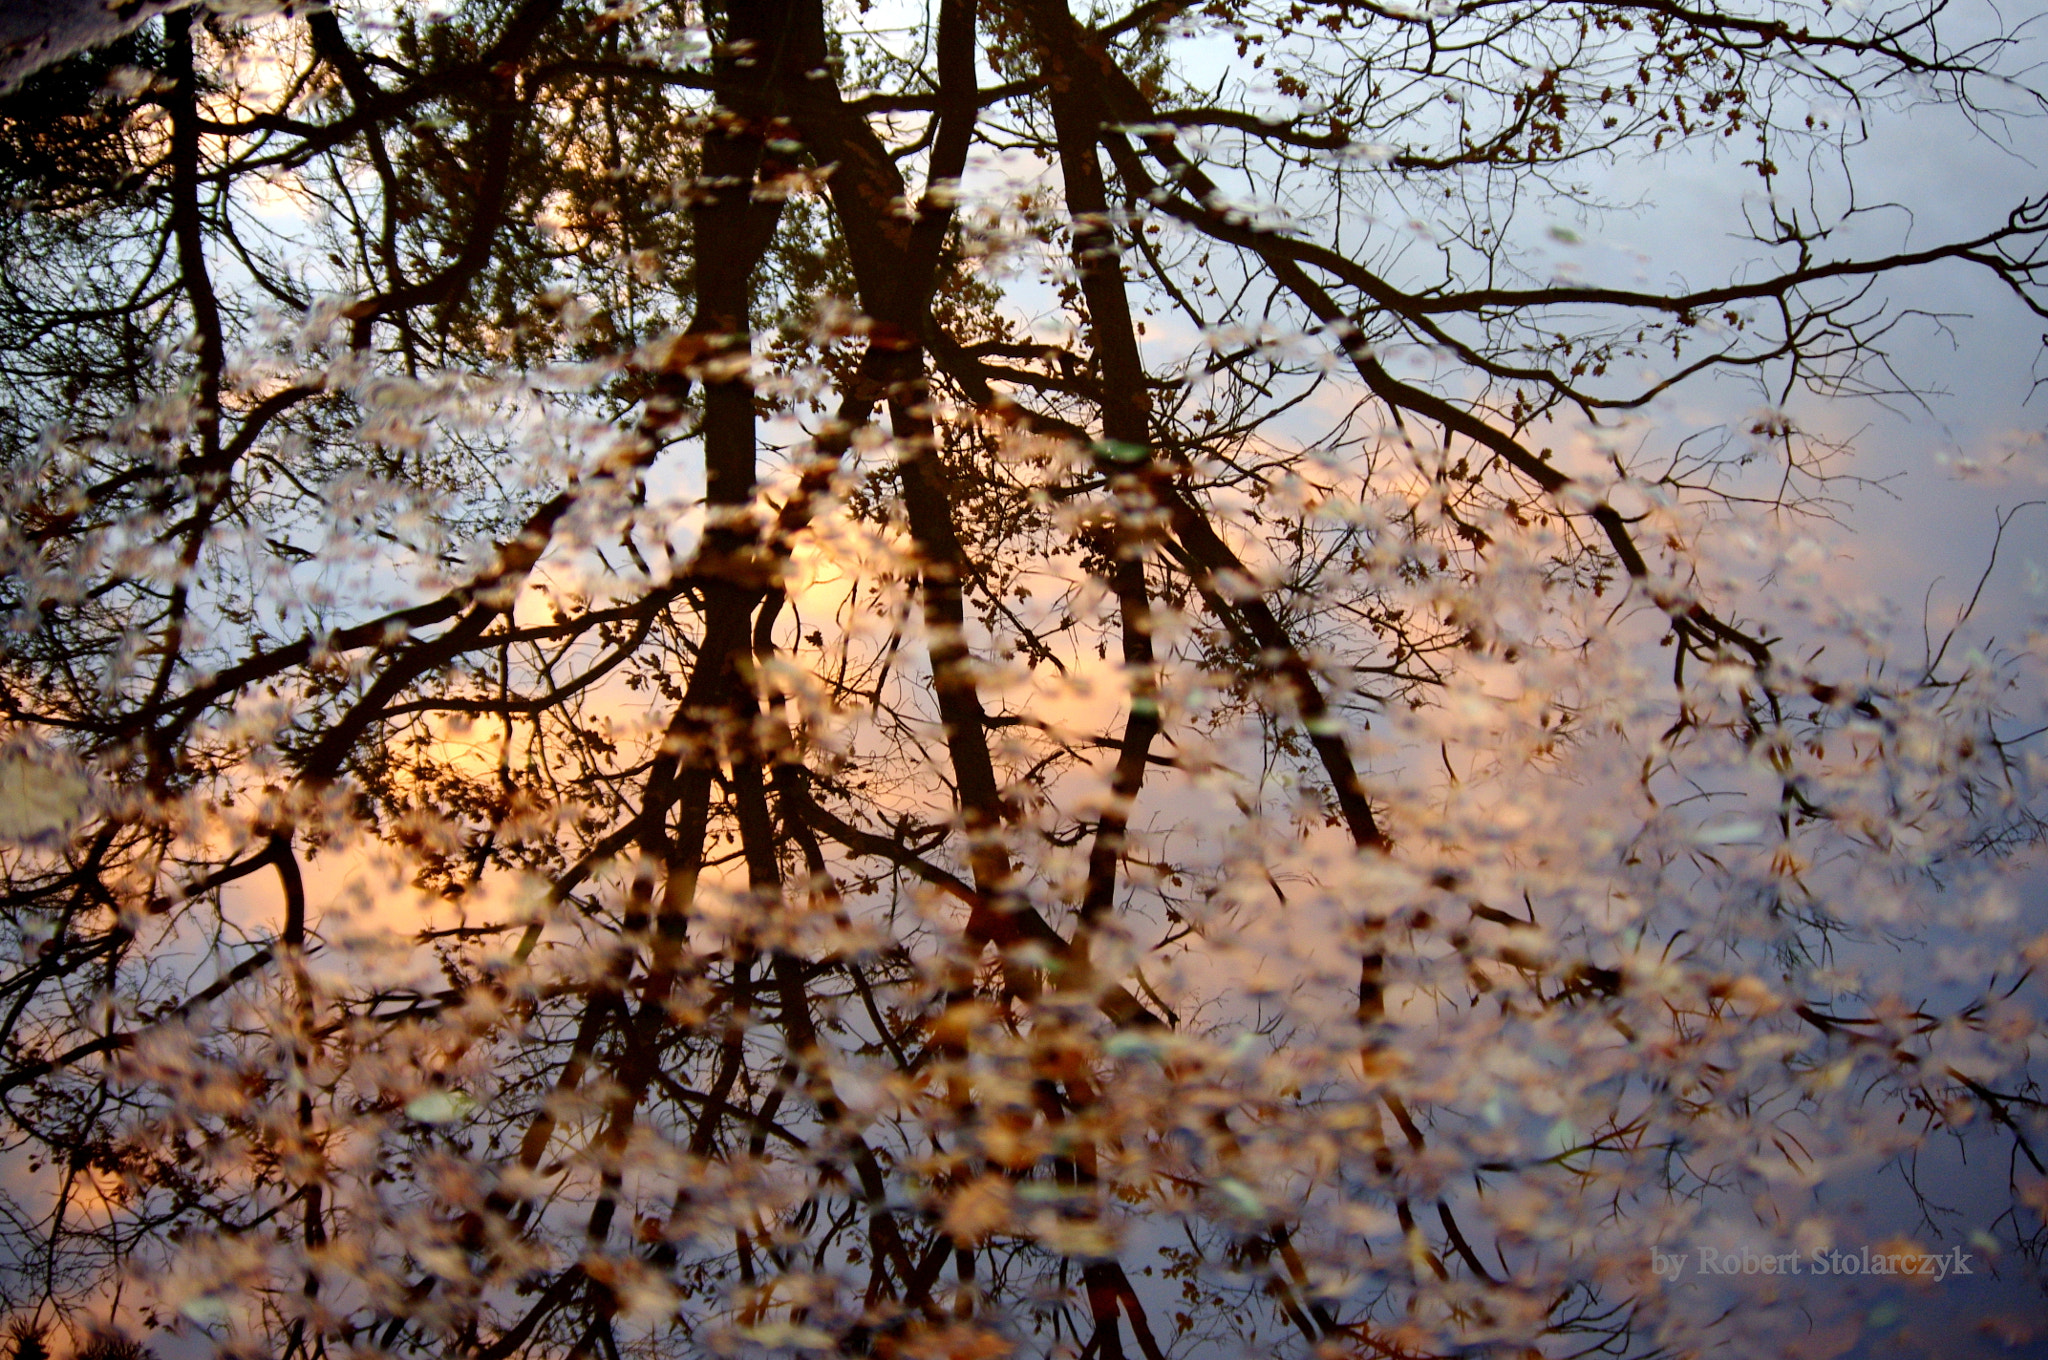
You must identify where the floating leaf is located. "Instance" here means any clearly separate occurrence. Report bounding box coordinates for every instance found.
[404,1091,478,1124]
[0,749,88,842]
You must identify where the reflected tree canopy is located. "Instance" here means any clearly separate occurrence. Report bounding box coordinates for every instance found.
[1,0,2046,1356]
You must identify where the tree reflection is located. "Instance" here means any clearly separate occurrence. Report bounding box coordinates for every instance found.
[1,1,2045,1356]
